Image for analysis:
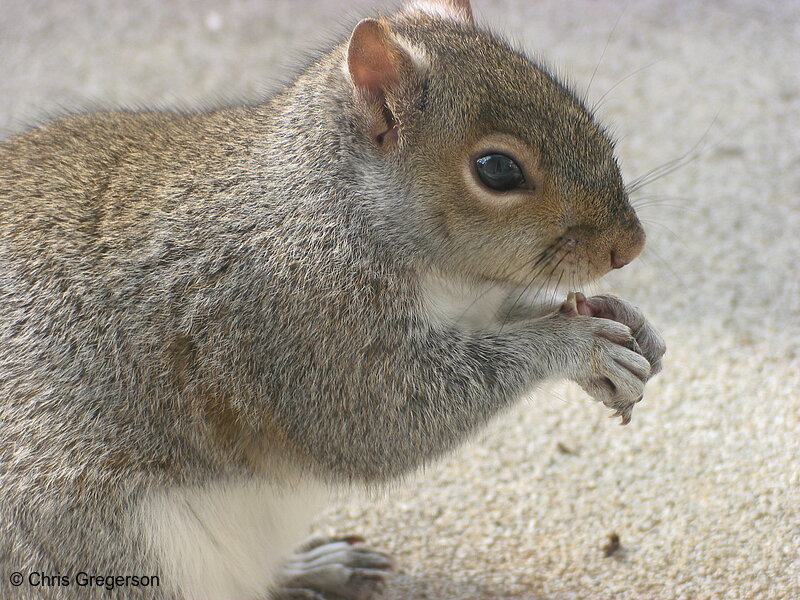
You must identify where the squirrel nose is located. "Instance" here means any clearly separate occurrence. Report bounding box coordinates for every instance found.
[610,219,646,269]
[610,233,644,269]
[610,250,630,270]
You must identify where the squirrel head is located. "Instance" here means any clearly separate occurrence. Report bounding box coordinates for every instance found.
[343,0,644,289]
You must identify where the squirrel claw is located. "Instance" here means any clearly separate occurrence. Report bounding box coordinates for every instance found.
[611,407,633,425]
[561,291,595,318]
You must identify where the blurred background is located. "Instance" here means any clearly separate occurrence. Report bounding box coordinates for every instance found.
[2,1,798,598]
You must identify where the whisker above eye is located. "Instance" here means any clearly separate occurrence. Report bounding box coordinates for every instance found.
[591,59,662,115]
[584,3,629,102]
[625,115,718,194]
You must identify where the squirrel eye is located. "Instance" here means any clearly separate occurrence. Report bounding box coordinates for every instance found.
[475,154,525,192]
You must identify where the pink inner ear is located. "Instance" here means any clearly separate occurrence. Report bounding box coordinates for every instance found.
[348,20,399,97]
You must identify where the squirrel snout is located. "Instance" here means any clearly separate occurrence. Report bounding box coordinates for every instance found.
[610,224,645,270]
[610,249,630,270]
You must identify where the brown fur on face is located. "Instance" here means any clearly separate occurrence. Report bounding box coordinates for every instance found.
[383,13,645,289]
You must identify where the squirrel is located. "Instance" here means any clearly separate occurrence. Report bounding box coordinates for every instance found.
[0,0,666,599]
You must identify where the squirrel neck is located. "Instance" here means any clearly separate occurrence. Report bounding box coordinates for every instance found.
[242,47,435,265]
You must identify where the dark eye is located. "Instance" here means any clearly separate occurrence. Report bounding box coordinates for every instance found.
[475,153,525,191]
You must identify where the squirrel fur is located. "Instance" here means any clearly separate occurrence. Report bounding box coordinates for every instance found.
[0,1,665,598]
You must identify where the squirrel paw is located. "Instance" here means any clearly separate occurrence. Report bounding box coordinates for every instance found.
[273,535,395,600]
[578,293,666,376]
[561,293,659,424]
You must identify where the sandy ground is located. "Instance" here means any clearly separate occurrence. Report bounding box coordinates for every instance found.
[2,1,798,599]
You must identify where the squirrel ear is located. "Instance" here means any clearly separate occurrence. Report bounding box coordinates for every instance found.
[347,19,404,100]
[403,0,474,24]
[347,18,419,148]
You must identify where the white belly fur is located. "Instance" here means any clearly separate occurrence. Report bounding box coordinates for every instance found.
[137,477,329,600]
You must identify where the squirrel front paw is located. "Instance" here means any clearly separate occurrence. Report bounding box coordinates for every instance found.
[560,292,665,424]
[565,292,666,375]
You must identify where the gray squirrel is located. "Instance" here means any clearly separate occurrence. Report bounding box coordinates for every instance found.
[0,0,666,598]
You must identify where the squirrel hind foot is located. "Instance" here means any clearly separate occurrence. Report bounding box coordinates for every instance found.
[274,535,395,600]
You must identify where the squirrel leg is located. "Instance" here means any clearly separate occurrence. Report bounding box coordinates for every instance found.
[272,535,395,600]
